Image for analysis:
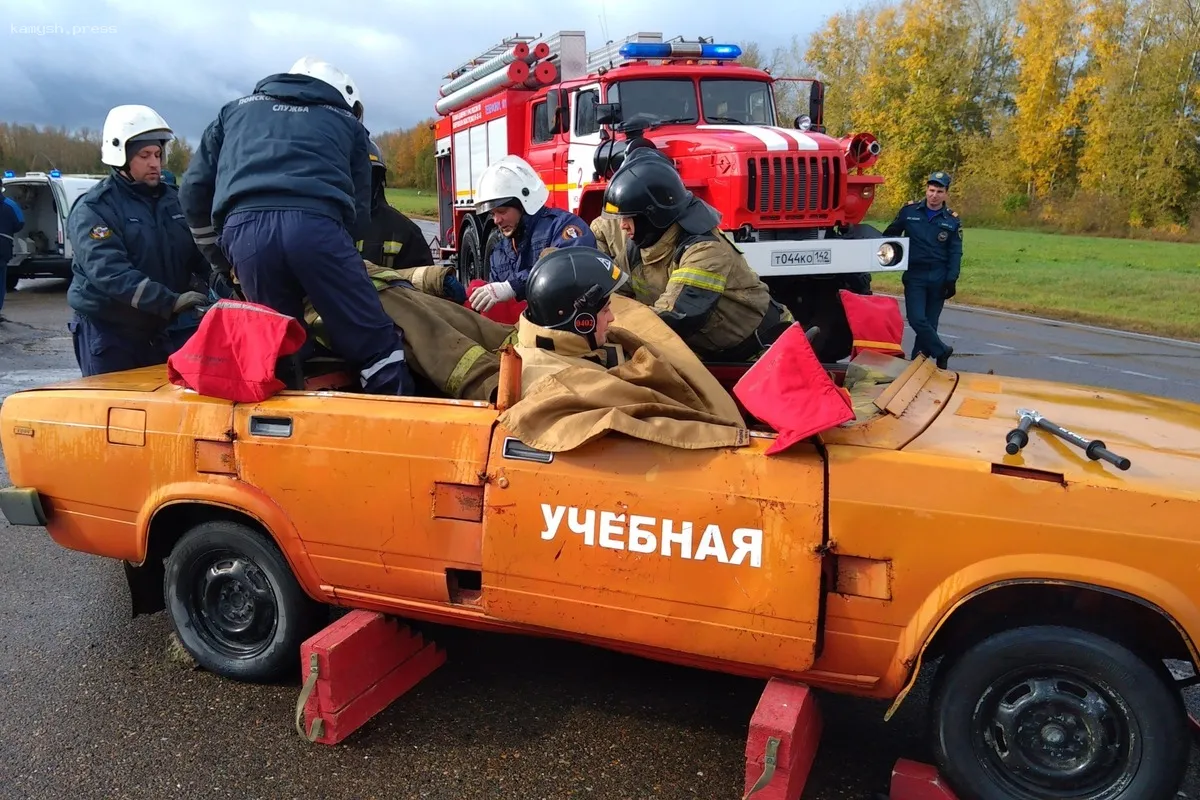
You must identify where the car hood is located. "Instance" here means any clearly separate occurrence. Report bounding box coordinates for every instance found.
[904,370,1200,498]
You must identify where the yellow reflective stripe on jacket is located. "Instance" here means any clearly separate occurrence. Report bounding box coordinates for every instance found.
[668,267,727,294]
[853,338,905,353]
[355,240,365,251]
[446,345,488,396]
[366,266,409,292]
[383,240,403,254]
[629,274,653,301]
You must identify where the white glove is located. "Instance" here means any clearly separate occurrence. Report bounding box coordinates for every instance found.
[469,280,516,312]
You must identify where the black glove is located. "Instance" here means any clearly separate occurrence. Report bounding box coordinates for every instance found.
[944,280,957,300]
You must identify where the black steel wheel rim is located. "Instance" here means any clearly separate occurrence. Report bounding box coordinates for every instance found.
[185,548,279,660]
[971,665,1138,798]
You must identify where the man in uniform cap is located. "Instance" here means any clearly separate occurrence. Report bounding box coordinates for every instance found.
[883,170,963,369]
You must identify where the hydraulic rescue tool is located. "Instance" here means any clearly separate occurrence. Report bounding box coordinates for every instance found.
[1005,407,1132,470]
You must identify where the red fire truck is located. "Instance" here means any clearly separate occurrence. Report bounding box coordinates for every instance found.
[432,32,908,361]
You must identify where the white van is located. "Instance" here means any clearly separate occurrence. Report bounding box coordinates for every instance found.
[3,170,102,291]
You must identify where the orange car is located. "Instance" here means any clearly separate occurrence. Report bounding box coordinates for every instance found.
[1,349,1197,800]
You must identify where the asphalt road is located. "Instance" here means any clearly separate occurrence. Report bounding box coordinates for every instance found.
[1,275,1198,800]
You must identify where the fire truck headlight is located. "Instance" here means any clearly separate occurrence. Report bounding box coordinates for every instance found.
[793,114,812,132]
[877,242,903,267]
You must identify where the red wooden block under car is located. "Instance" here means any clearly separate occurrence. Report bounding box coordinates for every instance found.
[297,610,446,745]
[743,677,823,799]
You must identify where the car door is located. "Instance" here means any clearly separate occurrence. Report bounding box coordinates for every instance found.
[232,392,497,606]
[566,84,603,214]
[524,94,569,210]
[479,426,828,674]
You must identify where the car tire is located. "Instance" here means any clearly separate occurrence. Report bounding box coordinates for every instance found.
[456,221,486,287]
[931,624,1188,800]
[164,519,320,683]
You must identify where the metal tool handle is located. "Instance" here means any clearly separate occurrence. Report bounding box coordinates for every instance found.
[1005,415,1035,455]
[1085,439,1132,471]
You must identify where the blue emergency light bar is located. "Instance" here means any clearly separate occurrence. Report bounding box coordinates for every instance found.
[49,169,61,177]
[3,171,14,178]
[619,42,743,61]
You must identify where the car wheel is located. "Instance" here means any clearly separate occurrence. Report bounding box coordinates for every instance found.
[931,625,1188,800]
[164,519,319,682]
[456,222,486,287]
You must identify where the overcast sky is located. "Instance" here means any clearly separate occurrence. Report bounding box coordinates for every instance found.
[4,0,856,144]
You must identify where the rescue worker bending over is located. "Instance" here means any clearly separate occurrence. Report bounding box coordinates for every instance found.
[66,104,212,377]
[469,155,596,313]
[360,139,441,273]
[600,150,793,362]
[180,57,414,396]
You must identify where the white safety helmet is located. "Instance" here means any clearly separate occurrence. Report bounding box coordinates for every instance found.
[474,155,549,216]
[289,56,363,120]
[101,105,174,168]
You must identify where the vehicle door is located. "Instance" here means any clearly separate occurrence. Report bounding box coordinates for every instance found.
[479,428,828,674]
[565,83,603,215]
[524,91,569,210]
[49,180,69,259]
[231,393,497,606]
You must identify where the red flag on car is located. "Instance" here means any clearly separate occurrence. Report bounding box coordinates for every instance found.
[733,323,855,454]
[839,289,905,358]
[167,299,307,403]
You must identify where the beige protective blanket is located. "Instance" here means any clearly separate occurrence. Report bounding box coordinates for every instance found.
[497,295,749,452]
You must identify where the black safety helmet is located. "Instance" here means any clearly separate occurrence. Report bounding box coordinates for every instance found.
[368,139,386,174]
[602,154,691,246]
[524,247,629,345]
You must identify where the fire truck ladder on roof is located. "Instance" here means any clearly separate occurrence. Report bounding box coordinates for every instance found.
[444,33,543,81]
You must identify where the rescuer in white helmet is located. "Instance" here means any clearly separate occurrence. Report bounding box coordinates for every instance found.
[467,155,596,315]
[65,104,212,376]
[179,56,415,396]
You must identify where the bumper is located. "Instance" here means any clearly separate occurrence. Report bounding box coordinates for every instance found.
[0,487,47,526]
[9,257,73,280]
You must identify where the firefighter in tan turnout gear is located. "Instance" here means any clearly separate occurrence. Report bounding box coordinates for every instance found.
[599,148,793,362]
[303,260,515,402]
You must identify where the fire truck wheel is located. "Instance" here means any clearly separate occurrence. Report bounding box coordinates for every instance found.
[456,223,487,286]
[931,624,1189,800]
[164,519,321,683]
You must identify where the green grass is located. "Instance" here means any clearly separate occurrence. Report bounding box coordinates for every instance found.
[385,187,439,220]
[863,222,1200,341]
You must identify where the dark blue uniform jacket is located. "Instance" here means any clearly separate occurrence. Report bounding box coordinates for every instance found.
[178,73,373,265]
[66,174,208,331]
[883,201,963,285]
[488,206,596,300]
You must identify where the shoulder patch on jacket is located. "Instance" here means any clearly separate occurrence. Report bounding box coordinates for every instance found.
[89,224,112,240]
[951,210,959,218]
[561,224,583,240]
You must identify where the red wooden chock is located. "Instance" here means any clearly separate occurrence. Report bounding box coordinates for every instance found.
[294,610,446,745]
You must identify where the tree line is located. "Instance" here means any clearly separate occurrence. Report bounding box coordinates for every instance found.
[6,0,1196,241]
[1,122,196,177]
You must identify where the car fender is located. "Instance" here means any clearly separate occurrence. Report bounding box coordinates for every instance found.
[881,554,1200,719]
[135,478,327,600]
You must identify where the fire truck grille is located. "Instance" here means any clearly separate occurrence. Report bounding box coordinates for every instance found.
[746,155,841,214]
